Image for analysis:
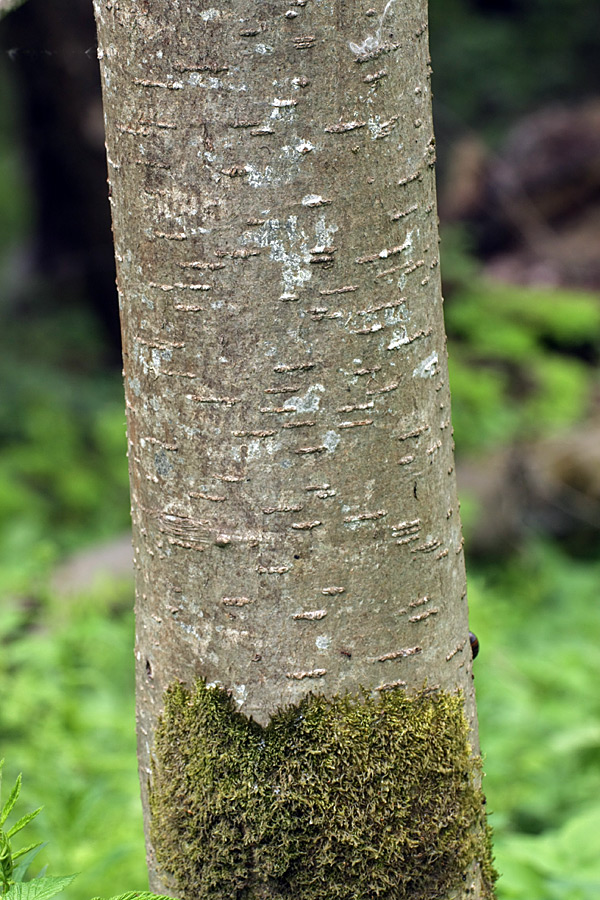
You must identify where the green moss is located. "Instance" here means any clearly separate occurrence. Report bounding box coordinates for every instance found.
[150,681,497,900]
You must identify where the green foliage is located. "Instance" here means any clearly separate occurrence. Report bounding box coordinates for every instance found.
[444,264,599,454]
[429,0,600,138]
[0,302,130,595]
[0,763,43,895]
[0,761,173,900]
[151,681,495,900]
[0,586,146,900]
[448,282,600,351]
[0,759,74,900]
[3,877,78,900]
[469,543,600,900]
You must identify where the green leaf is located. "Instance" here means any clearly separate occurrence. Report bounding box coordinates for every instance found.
[11,843,47,883]
[7,808,43,839]
[11,841,44,863]
[4,874,77,900]
[0,774,22,827]
[1,831,14,887]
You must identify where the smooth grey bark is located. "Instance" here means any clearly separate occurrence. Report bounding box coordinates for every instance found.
[94,0,483,895]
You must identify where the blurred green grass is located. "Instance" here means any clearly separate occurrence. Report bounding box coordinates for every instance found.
[0,582,147,897]
[470,545,600,900]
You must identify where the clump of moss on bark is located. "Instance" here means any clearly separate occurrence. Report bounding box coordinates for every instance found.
[150,681,496,900]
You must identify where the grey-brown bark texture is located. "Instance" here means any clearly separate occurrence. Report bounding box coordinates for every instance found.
[94,0,484,894]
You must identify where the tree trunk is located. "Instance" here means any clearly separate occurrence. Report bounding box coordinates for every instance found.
[93,2,495,898]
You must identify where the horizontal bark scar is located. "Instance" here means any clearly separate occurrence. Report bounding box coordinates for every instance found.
[343,510,387,524]
[222,597,254,607]
[292,610,327,620]
[377,647,421,662]
[286,669,327,679]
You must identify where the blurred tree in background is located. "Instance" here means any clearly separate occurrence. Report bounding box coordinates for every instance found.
[0,0,118,350]
[0,2,599,899]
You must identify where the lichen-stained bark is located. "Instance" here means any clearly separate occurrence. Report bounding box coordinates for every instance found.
[93,0,483,893]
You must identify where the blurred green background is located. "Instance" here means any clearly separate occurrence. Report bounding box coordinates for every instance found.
[1,1,600,899]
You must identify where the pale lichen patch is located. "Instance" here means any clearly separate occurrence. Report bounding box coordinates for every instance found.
[413,352,439,378]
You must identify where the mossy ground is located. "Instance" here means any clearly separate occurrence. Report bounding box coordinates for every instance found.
[150,681,496,900]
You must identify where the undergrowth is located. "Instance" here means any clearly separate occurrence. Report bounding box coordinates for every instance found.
[0,759,169,900]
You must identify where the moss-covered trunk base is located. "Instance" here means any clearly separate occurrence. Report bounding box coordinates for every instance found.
[150,682,496,900]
